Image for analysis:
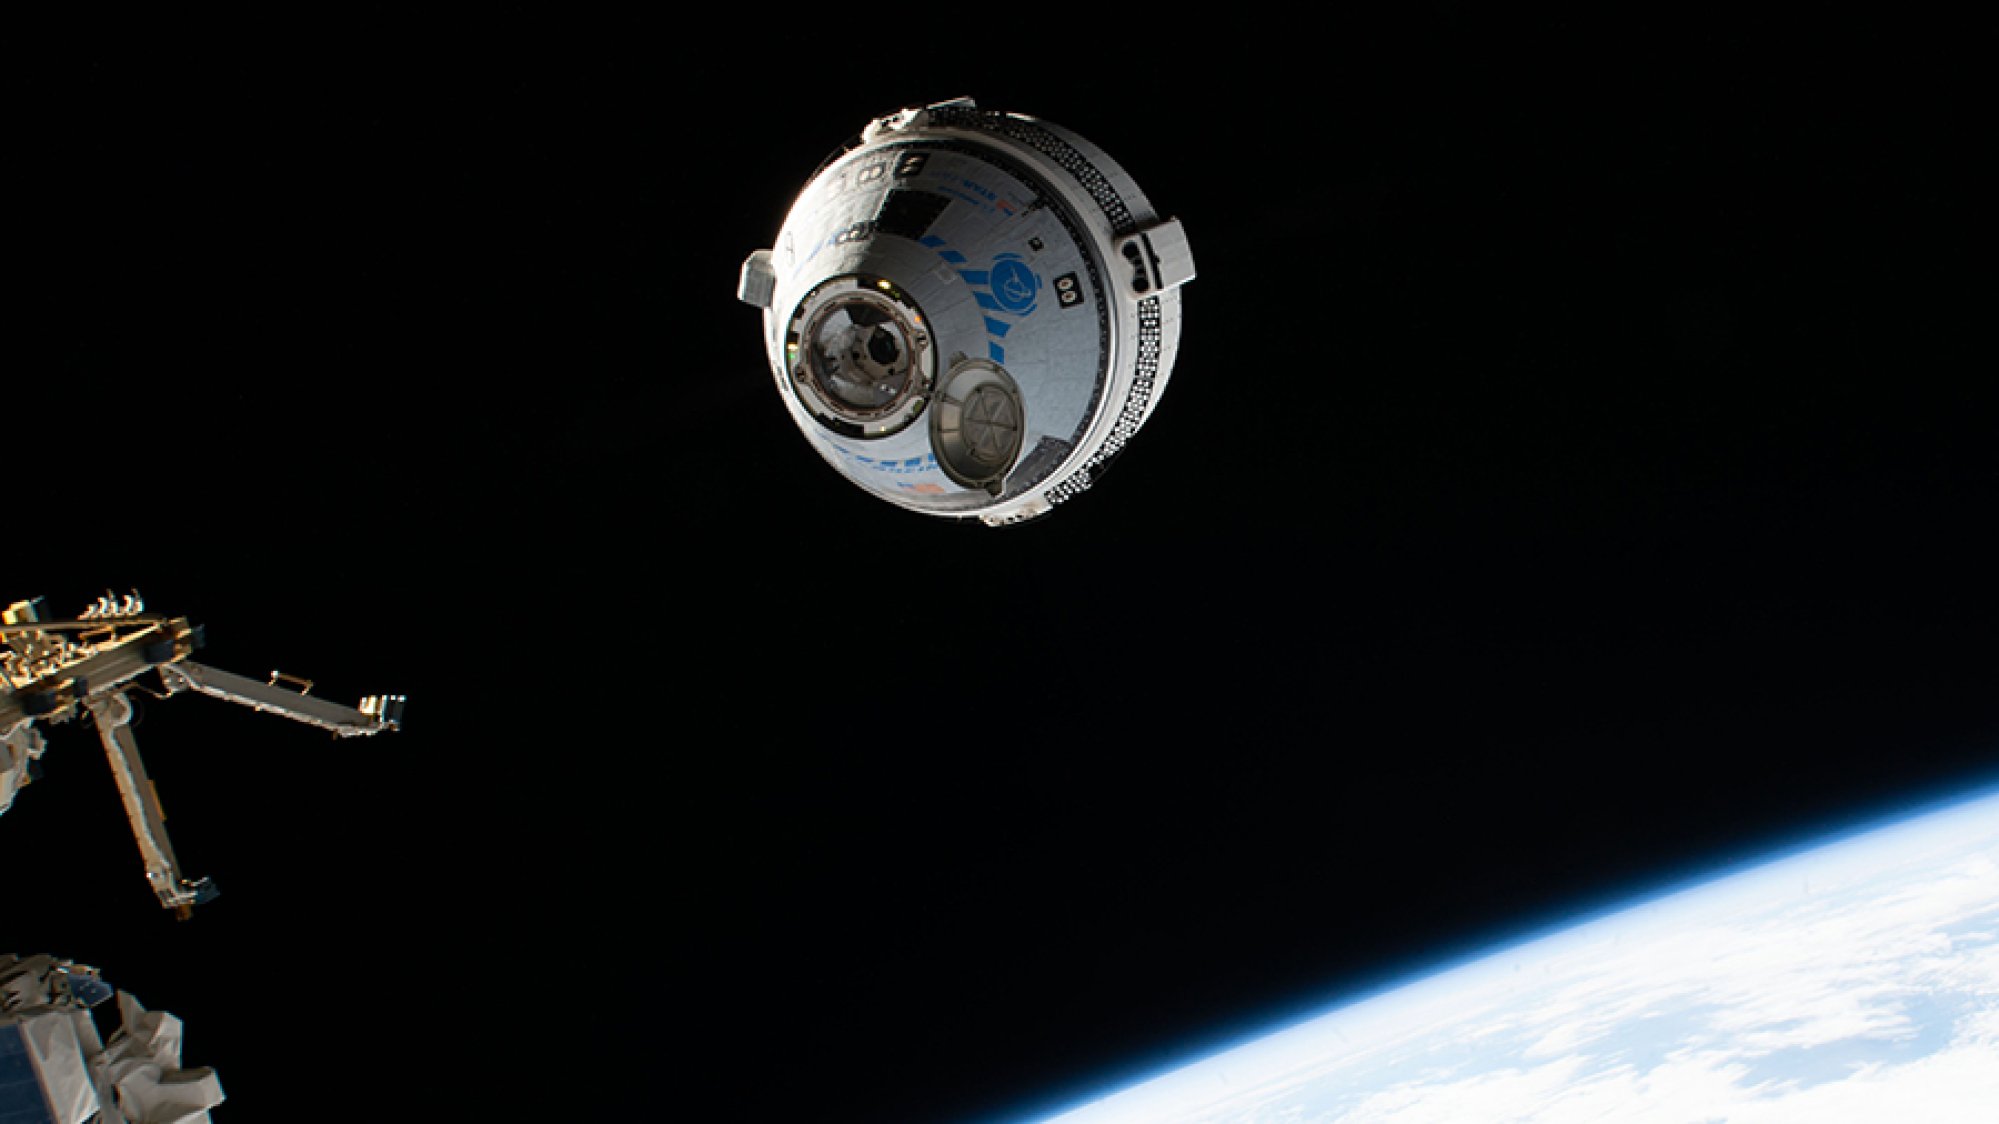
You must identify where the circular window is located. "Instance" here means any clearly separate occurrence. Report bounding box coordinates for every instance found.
[785,276,934,438]
[808,300,912,411]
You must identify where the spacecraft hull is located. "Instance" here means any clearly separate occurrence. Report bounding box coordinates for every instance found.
[742,98,1192,524]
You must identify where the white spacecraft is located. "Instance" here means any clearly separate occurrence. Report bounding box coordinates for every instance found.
[0,953,222,1123]
[0,593,404,917]
[740,97,1194,525]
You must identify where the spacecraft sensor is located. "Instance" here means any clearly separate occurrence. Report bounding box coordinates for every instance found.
[740,97,1194,525]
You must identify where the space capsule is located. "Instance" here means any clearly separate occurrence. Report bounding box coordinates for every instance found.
[739,97,1194,525]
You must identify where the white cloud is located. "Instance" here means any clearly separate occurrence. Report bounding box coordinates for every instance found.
[1035,789,1999,1124]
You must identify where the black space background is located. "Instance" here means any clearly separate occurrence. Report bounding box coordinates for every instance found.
[6,13,1993,1123]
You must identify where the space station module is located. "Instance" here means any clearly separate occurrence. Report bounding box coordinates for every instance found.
[0,953,222,1123]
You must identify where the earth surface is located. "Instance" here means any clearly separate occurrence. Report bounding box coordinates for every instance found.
[1028,784,1999,1122]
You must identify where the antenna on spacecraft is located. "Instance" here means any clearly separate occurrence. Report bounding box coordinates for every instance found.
[0,592,405,919]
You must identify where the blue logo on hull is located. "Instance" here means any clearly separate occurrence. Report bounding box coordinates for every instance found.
[919,238,1042,364]
[990,254,1041,315]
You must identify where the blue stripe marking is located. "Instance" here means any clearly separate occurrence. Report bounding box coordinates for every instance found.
[958,270,990,286]
[989,342,1006,362]
[983,317,1012,338]
[920,236,946,248]
[937,250,967,264]
[973,292,1001,311]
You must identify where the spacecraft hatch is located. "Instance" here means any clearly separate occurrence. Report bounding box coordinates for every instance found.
[740,97,1194,525]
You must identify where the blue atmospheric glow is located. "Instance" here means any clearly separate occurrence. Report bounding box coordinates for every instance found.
[999,772,1999,1124]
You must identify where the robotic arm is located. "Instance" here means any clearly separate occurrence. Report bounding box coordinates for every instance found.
[1,594,405,917]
